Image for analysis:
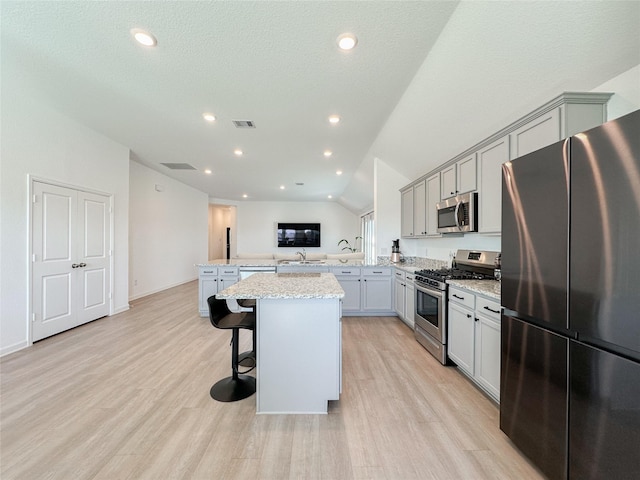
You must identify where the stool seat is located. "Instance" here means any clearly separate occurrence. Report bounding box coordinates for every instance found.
[208,296,256,402]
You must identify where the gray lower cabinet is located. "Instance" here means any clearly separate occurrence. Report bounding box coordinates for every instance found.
[362,268,393,312]
[198,266,240,316]
[331,267,362,312]
[331,266,393,316]
[393,269,415,328]
[447,286,501,402]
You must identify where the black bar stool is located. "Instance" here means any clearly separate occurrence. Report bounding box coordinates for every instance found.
[207,296,256,402]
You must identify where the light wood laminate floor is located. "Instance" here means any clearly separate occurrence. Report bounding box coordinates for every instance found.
[1,281,544,480]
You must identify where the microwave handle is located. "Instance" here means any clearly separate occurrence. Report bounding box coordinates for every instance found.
[454,201,461,230]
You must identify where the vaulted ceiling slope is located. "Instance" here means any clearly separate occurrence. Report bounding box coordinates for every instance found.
[1,1,457,206]
[2,2,639,214]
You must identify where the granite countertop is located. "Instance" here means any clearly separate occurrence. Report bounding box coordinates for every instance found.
[215,272,345,300]
[447,279,501,301]
[196,259,367,268]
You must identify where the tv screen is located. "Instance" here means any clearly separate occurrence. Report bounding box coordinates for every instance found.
[277,223,321,248]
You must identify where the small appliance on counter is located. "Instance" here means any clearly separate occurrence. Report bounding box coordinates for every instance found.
[390,239,403,263]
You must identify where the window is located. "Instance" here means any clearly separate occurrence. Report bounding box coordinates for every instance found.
[361,211,374,264]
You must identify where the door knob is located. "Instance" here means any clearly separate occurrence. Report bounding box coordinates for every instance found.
[72,263,79,268]
[79,263,87,268]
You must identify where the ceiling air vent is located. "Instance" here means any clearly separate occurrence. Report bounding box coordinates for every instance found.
[160,163,197,170]
[232,120,256,128]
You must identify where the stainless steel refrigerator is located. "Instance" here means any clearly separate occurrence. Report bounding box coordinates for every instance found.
[500,109,640,480]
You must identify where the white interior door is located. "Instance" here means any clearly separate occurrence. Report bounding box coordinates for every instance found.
[32,182,111,341]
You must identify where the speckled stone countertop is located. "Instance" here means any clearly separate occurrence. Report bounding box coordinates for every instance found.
[196,259,366,267]
[216,272,345,299]
[447,279,501,301]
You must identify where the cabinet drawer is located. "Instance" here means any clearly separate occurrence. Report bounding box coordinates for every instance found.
[199,267,217,276]
[219,267,239,276]
[364,267,392,277]
[405,273,415,284]
[394,270,406,280]
[449,287,475,309]
[331,267,361,276]
[476,297,501,320]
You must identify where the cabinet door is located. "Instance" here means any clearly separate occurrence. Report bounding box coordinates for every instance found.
[363,276,392,311]
[457,154,477,194]
[394,276,405,318]
[404,279,415,327]
[401,188,414,237]
[448,302,475,375]
[218,276,239,292]
[510,108,560,159]
[413,180,427,236]
[199,277,218,314]
[477,136,509,234]
[441,165,457,199]
[336,277,362,312]
[475,312,501,401]
[426,173,441,236]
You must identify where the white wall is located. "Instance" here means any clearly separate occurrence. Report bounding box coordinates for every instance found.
[129,161,208,300]
[591,64,640,120]
[374,158,409,257]
[235,201,359,254]
[1,73,130,356]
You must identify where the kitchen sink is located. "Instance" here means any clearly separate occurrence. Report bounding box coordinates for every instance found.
[277,260,325,265]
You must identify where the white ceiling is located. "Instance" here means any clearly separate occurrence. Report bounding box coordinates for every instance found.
[2,1,639,213]
[1,1,458,207]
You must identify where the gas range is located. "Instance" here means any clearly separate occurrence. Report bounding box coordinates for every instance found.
[414,268,491,291]
[413,249,500,365]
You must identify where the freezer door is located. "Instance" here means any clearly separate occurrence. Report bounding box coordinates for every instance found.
[570,110,640,360]
[501,140,569,331]
[569,341,640,479]
[501,315,568,480]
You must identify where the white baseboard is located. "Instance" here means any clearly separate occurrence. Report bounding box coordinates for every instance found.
[128,277,197,302]
[0,340,30,358]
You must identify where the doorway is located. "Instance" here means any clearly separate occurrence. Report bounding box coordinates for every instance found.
[31,180,112,341]
[208,204,236,261]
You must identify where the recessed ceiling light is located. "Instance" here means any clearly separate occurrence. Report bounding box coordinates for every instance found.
[328,115,340,124]
[328,195,333,199]
[337,33,357,51]
[280,185,285,190]
[234,149,243,156]
[324,150,332,157]
[204,169,212,175]
[131,28,157,47]
[202,113,216,122]
[336,170,343,175]
[242,194,248,198]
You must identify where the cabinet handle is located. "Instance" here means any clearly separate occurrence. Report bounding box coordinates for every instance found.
[342,271,351,274]
[475,317,479,322]
[483,306,500,314]
[203,270,214,274]
[466,314,472,318]
[452,294,464,300]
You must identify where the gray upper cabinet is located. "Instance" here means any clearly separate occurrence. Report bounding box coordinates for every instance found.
[413,180,427,237]
[440,165,457,200]
[400,92,612,237]
[478,136,509,234]
[426,173,441,236]
[456,154,477,195]
[401,187,414,238]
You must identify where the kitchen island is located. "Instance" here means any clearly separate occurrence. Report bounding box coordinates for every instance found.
[216,272,344,414]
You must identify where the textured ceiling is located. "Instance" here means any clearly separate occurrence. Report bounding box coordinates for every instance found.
[2,1,638,214]
[1,1,458,209]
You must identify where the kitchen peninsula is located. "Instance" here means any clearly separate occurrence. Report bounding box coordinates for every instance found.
[216,272,344,414]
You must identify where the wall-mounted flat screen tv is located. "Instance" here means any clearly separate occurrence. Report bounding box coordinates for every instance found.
[277,223,321,247]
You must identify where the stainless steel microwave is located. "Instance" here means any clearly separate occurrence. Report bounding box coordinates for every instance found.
[436,192,478,233]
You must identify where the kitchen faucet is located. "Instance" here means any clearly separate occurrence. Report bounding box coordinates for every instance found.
[296,248,306,261]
